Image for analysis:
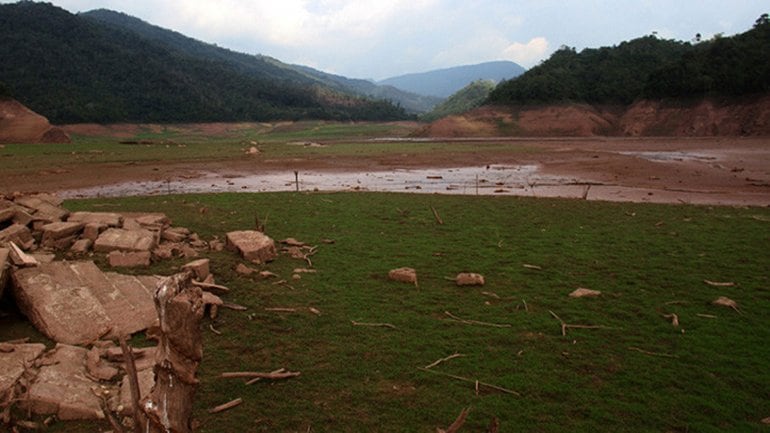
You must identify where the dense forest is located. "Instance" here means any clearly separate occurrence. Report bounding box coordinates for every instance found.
[0,2,409,123]
[421,80,496,121]
[487,14,770,106]
[0,81,10,99]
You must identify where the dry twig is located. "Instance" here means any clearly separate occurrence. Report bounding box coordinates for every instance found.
[191,280,230,293]
[444,311,511,328]
[208,398,243,414]
[663,313,680,327]
[424,353,465,369]
[704,280,736,287]
[430,206,444,225]
[437,407,469,433]
[548,310,617,336]
[221,370,301,380]
[351,320,397,329]
[417,367,520,396]
[628,346,679,358]
[119,337,144,433]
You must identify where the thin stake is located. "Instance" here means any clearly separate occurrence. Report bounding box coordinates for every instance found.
[430,206,444,225]
[351,320,397,329]
[417,367,520,396]
[294,171,299,192]
[119,337,144,433]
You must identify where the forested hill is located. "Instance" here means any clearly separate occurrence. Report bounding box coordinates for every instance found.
[0,2,409,123]
[487,14,770,106]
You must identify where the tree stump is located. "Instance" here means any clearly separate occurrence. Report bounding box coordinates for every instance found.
[141,271,203,433]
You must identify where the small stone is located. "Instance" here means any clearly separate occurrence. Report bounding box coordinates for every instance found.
[569,288,602,298]
[235,263,255,276]
[70,239,93,254]
[226,230,277,263]
[182,258,210,281]
[388,267,417,286]
[455,272,485,286]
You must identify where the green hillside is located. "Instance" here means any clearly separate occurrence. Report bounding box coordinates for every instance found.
[421,80,496,121]
[488,14,770,106]
[0,2,408,123]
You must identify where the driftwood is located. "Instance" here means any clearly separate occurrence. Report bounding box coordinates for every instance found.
[119,337,145,433]
[221,370,300,380]
[141,271,204,433]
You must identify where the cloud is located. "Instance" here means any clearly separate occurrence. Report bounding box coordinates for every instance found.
[502,37,549,67]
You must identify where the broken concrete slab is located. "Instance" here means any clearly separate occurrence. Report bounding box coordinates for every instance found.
[70,238,93,254]
[108,250,151,268]
[0,207,14,224]
[12,261,160,345]
[117,368,154,416]
[7,242,38,267]
[94,228,156,253]
[67,211,123,228]
[82,222,106,241]
[41,221,84,245]
[162,226,190,243]
[14,196,69,223]
[0,342,46,402]
[12,208,34,226]
[25,344,116,420]
[182,258,210,281]
[0,247,8,297]
[226,230,277,263]
[0,223,34,249]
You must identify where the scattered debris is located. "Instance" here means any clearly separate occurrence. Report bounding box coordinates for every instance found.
[569,287,601,298]
[388,267,418,287]
[417,367,520,396]
[548,310,617,336]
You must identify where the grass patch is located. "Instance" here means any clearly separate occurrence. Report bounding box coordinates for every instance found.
[4,193,769,432]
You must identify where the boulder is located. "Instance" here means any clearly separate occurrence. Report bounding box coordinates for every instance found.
[0,99,70,143]
[162,227,190,242]
[14,196,68,223]
[108,250,151,268]
[94,228,156,253]
[388,267,418,286]
[67,211,122,227]
[455,272,485,286]
[82,222,107,241]
[0,207,14,224]
[226,230,277,263]
[24,344,115,420]
[11,261,160,345]
[70,238,93,254]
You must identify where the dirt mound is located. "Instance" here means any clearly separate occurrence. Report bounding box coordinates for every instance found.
[0,99,70,143]
[417,95,770,137]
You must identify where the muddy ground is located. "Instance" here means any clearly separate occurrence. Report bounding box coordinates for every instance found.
[4,135,769,206]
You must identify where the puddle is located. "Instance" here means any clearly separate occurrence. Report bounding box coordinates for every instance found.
[60,165,587,198]
[618,151,718,163]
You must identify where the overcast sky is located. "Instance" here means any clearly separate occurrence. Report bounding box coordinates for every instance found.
[4,0,766,79]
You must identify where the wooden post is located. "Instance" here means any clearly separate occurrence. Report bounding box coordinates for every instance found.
[294,171,299,192]
[141,271,203,433]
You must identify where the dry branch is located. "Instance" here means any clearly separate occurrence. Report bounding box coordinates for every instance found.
[548,310,617,336]
[208,398,243,414]
[697,313,717,319]
[221,302,248,311]
[628,346,679,358]
[444,311,511,328]
[424,353,465,369]
[191,280,230,293]
[663,313,680,327]
[265,307,298,313]
[221,370,301,380]
[430,206,444,225]
[417,367,520,396]
[351,320,397,329]
[245,368,287,385]
[703,280,736,287]
[437,407,469,433]
[522,264,542,270]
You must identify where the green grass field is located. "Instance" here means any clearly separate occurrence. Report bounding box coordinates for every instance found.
[8,192,763,432]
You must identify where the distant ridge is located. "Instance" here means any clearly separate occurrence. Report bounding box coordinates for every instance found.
[379,61,526,98]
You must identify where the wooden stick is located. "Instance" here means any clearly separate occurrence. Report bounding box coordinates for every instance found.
[417,367,520,396]
[245,368,286,385]
[703,280,736,287]
[549,310,618,336]
[221,371,301,380]
[351,320,396,329]
[663,313,680,327]
[424,353,465,369]
[444,311,511,328]
[208,398,243,414]
[628,346,679,358]
[119,337,144,433]
[441,407,470,433]
[522,263,542,270]
[265,307,298,313]
[430,206,444,225]
[221,302,248,311]
[191,280,230,293]
[697,313,717,319]
[481,291,500,299]
[209,324,222,335]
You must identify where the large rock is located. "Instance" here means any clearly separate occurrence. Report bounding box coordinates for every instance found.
[94,228,156,253]
[0,223,34,249]
[0,342,46,402]
[67,211,123,227]
[0,99,71,144]
[25,344,115,420]
[455,272,485,286]
[41,221,84,246]
[11,261,160,345]
[226,230,277,263]
[14,196,69,223]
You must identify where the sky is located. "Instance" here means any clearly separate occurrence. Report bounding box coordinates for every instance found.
[4,0,767,80]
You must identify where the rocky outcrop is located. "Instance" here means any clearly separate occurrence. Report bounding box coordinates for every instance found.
[0,99,70,143]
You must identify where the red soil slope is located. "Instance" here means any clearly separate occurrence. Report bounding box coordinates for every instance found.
[0,99,70,143]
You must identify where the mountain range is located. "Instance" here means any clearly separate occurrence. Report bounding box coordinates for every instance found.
[0,2,526,123]
[379,61,525,98]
